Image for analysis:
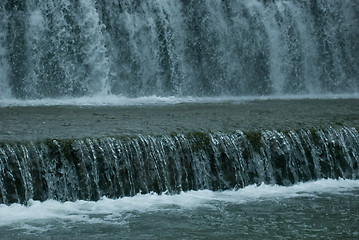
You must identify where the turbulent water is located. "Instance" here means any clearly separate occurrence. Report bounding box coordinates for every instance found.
[0,0,358,99]
[1,127,358,205]
[1,1,358,238]
[0,179,358,239]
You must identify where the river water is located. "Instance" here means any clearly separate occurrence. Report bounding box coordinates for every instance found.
[1,1,358,238]
[0,179,358,240]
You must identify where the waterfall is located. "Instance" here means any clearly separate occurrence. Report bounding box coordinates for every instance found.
[0,0,358,99]
[1,127,358,204]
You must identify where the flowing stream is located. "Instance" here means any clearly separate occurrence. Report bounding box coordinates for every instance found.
[0,1,359,238]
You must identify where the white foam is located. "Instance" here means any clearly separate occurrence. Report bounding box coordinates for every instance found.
[0,93,359,107]
[0,179,358,227]
[29,10,45,29]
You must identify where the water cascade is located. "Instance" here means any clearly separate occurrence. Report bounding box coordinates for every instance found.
[0,127,358,204]
[1,2,359,238]
[0,0,358,99]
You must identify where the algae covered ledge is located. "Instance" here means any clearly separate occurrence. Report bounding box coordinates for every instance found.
[1,125,359,204]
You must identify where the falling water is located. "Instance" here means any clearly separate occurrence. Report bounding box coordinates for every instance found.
[0,127,358,205]
[1,2,359,237]
[0,0,358,99]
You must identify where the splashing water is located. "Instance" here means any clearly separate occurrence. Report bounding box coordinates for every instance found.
[0,0,358,100]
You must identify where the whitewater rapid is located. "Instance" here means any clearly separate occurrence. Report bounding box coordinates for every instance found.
[1,179,358,228]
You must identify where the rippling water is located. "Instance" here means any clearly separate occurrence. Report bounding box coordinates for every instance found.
[1,179,358,239]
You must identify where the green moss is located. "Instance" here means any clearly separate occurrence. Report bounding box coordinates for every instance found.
[170,132,178,138]
[242,147,251,159]
[334,121,344,126]
[280,129,290,135]
[307,127,319,146]
[186,131,211,152]
[245,131,262,152]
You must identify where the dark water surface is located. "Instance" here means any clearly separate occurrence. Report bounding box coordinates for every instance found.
[1,99,359,141]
